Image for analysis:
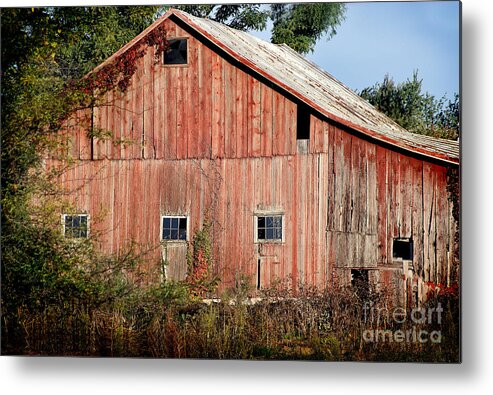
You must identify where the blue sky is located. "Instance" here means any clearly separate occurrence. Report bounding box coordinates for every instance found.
[252,1,460,100]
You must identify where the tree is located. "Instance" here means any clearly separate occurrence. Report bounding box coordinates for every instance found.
[175,3,346,54]
[1,3,348,326]
[1,6,163,316]
[270,2,346,54]
[359,71,459,140]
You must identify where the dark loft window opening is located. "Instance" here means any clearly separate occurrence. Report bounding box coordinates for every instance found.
[393,238,413,260]
[256,215,283,242]
[64,214,88,238]
[164,38,188,65]
[297,103,310,140]
[162,216,187,241]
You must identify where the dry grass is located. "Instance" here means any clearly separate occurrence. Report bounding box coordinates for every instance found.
[2,282,459,362]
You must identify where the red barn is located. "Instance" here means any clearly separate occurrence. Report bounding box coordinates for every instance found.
[49,9,460,305]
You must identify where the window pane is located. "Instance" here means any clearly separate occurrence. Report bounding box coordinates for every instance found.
[393,239,413,260]
[258,228,265,240]
[64,215,88,238]
[162,228,171,240]
[266,216,273,227]
[72,216,80,229]
[274,228,282,239]
[179,229,187,240]
[257,217,265,227]
[171,229,178,240]
[171,218,179,228]
[163,217,171,230]
[266,228,274,239]
[273,216,282,228]
[179,217,187,230]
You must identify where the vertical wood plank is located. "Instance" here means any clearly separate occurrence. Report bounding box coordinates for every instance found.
[211,54,225,158]
[260,84,273,157]
[248,76,261,157]
[272,90,285,156]
[200,44,213,158]
[176,64,188,159]
[188,36,199,158]
[224,61,237,158]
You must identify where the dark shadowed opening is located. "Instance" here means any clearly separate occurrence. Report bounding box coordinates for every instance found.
[393,238,413,260]
[351,269,369,299]
[164,38,188,64]
[297,103,310,140]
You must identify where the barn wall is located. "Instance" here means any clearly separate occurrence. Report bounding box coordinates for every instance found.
[46,154,330,291]
[60,17,297,164]
[52,18,457,300]
[311,114,456,304]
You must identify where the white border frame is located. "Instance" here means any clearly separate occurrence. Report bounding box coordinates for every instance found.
[253,211,285,244]
[61,213,90,238]
[160,214,190,243]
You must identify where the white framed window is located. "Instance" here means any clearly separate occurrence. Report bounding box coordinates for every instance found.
[161,215,188,241]
[254,213,284,243]
[62,214,89,238]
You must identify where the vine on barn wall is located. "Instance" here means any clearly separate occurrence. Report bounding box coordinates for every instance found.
[64,24,169,149]
[68,24,168,103]
[186,221,220,299]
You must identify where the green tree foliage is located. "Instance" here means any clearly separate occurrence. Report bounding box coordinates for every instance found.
[177,4,269,32]
[270,2,346,54]
[1,6,161,316]
[359,71,459,140]
[175,3,346,54]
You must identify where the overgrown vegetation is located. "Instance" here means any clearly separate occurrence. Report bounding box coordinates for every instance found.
[2,281,459,362]
[186,221,220,299]
[1,6,166,353]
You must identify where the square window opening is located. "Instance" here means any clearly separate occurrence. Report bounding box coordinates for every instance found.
[164,38,188,65]
[63,214,89,238]
[256,215,283,242]
[162,215,188,241]
[393,238,413,261]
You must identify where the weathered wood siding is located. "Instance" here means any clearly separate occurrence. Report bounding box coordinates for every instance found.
[61,18,296,163]
[50,17,456,298]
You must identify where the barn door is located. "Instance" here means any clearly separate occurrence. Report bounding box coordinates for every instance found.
[161,243,188,281]
[257,245,282,290]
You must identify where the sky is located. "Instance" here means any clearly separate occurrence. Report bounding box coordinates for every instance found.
[252,1,460,101]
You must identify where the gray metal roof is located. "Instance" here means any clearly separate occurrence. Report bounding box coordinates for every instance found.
[176,10,459,164]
